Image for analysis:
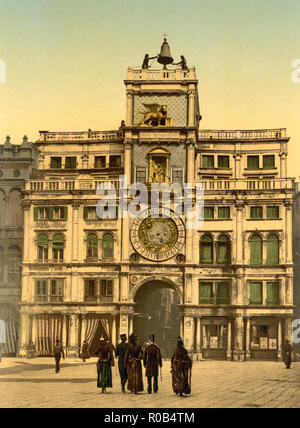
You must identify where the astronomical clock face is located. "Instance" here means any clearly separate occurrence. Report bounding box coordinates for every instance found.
[130,208,185,262]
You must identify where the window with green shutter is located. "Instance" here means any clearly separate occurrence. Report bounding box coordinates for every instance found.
[250,282,263,305]
[250,206,263,219]
[52,233,64,262]
[202,155,214,168]
[218,156,229,168]
[266,282,280,305]
[87,233,98,258]
[100,280,113,297]
[102,233,114,259]
[216,234,230,265]
[85,279,96,297]
[247,156,259,169]
[199,282,213,304]
[218,207,230,219]
[216,282,230,305]
[267,206,279,219]
[263,155,275,169]
[36,280,47,296]
[204,207,214,219]
[65,157,77,169]
[50,157,62,169]
[200,234,213,264]
[266,234,279,265]
[250,234,262,265]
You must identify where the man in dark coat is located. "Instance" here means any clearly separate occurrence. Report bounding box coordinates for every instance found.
[124,333,144,394]
[115,334,128,392]
[81,340,89,362]
[143,335,162,394]
[283,339,293,369]
[53,339,65,373]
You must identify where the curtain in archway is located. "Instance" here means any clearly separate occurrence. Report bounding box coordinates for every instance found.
[0,305,18,355]
[84,317,100,345]
[36,315,62,356]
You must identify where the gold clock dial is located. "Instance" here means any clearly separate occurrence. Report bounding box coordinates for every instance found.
[139,217,178,253]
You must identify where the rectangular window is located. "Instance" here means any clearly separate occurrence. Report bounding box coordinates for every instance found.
[218,207,230,219]
[250,282,263,305]
[218,156,230,168]
[34,207,67,220]
[216,282,230,305]
[50,279,64,301]
[35,280,47,302]
[100,280,113,297]
[83,206,98,220]
[65,156,77,169]
[109,155,121,168]
[204,207,214,219]
[84,280,96,298]
[94,156,106,168]
[202,155,214,169]
[250,206,263,219]
[247,156,259,169]
[199,282,214,304]
[263,155,275,169]
[50,157,62,169]
[267,206,279,219]
[266,282,280,305]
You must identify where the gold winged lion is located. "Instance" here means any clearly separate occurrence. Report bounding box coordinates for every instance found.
[140,103,168,126]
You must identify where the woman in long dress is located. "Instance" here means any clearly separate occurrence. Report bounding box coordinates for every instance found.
[124,333,144,394]
[95,336,112,393]
[171,337,192,397]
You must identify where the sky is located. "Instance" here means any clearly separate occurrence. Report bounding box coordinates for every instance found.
[1,0,300,178]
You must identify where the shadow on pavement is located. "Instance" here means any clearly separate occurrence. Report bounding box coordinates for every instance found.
[0,361,95,376]
[0,377,95,383]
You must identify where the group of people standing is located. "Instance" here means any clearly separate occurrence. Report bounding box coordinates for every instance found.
[95,333,192,397]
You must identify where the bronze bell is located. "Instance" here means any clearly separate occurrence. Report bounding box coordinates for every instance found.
[157,38,173,69]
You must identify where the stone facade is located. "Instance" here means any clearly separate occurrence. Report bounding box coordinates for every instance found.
[17,61,294,360]
[0,136,38,355]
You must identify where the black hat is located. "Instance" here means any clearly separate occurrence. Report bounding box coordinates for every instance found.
[120,334,127,339]
[129,333,138,342]
[177,337,183,345]
[149,334,155,342]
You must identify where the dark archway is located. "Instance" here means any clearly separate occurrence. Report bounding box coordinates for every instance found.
[134,281,180,359]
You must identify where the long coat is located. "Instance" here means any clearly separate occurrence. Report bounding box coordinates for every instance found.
[116,341,128,380]
[171,344,192,395]
[124,343,144,393]
[143,343,162,377]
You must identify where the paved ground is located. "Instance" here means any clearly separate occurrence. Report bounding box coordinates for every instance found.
[0,357,299,408]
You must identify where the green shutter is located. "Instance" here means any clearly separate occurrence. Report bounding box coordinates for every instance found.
[250,282,263,305]
[37,234,49,249]
[218,156,229,168]
[52,234,64,250]
[202,155,214,168]
[204,207,214,219]
[200,235,213,264]
[83,206,88,219]
[87,234,98,249]
[216,235,230,265]
[250,235,262,265]
[48,207,53,220]
[267,206,279,219]
[263,155,275,168]
[266,234,279,264]
[267,282,279,305]
[199,283,213,304]
[216,282,230,305]
[250,207,263,219]
[34,207,38,220]
[63,206,68,220]
[247,156,259,169]
[218,207,230,219]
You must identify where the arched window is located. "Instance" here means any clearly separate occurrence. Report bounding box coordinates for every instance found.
[216,234,231,265]
[0,191,6,226]
[8,189,23,226]
[37,233,49,262]
[200,234,213,264]
[8,246,22,285]
[250,234,262,265]
[102,233,114,259]
[87,233,98,259]
[266,234,279,265]
[52,233,64,263]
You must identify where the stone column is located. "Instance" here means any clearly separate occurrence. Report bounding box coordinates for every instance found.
[285,202,293,264]
[128,315,134,336]
[183,315,193,352]
[279,279,286,306]
[233,316,244,361]
[235,202,244,264]
[188,90,195,126]
[180,314,184,339]
[111,315,117,348]
[245,318,251,361]
[119,313,128,337]
[81,315,87,342]
[185,273,192,303]
[286,275,293,306]
[279,151,287,179]
[72,202,80,261]
[126,90,133,126]
[196,317,202,358]
[19,312,30,357]
[124,141,132,185]
[227,319,232,361]
[22,203,31,262]
[31,315,37,346]
[68,314,79,357]
[277,319,282,360]
[186,141,195,186]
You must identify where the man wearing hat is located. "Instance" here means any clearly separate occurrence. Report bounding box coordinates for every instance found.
[124,333,144,394]
[143,335,162,394]
[283,339,293,369]
[115,334,128,392]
